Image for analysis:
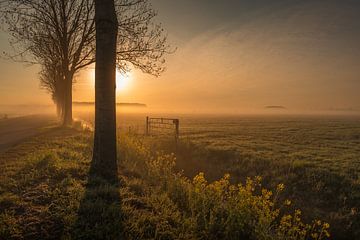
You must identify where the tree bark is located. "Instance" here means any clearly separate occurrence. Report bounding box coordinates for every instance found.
[62,73,73,126]
[92,0,118,179]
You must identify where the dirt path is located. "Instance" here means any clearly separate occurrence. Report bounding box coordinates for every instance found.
[0,115,57,153]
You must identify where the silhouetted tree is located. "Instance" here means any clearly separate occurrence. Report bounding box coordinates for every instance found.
[114,0,170,76]
[1,0,96,126]
[40,61,64,118]
[1,0,170,125]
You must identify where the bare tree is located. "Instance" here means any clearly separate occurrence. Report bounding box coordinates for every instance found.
[1,0,96,125]
[1,0,171,126]
[115,0,170,76]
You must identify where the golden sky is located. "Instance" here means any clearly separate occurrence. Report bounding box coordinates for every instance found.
[1,0,360,114]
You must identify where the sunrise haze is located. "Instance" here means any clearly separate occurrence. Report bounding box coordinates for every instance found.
[1,0,360,114]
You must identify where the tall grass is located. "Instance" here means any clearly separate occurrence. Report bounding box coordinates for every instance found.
[118,133,330,240]
[132,132,360,240]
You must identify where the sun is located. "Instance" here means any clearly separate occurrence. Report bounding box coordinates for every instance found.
[87,69,132,92]
[116,70,132,91]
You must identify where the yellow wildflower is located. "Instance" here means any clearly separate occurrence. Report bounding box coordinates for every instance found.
[277,183,285,192]
[323,222,330,229]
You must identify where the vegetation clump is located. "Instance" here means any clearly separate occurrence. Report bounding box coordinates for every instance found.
[119,134,330,240]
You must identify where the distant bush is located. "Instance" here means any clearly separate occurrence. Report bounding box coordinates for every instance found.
[119,134,331,240]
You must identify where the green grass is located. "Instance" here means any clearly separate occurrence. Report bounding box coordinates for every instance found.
[0,128,91,239]
[144,134,360,240]
[108,114,360,239]
[179,116,360,178]
[0,127,333,240]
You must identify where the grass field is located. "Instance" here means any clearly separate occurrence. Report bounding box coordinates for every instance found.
[1,113,359,239]
[179,115,360,178]
[154,115,360,239]
[73,111,360,239]
[0,126,332,239]
[88,112,360,181]
[115,113,360,182]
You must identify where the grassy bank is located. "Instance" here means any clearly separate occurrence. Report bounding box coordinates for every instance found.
[0,128,332,239]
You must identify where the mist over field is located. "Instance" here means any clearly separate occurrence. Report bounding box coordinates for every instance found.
[2,104,360,122]
[2,0,360,113]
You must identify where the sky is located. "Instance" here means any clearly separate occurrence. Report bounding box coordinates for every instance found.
[1,0,360,114]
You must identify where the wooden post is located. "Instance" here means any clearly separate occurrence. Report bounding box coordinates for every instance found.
[174,119,179,142]
[146,116,149,135]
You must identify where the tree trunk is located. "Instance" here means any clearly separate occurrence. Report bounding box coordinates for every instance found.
[92,0,118,179]
[56,101,62,118]
[55,71,65,121]
[62,73,73,126]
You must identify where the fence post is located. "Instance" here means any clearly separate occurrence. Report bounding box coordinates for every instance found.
[146,116,149,135]
[175,119,179,142]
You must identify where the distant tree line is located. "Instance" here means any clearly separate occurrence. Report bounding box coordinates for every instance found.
[0,0,171,126]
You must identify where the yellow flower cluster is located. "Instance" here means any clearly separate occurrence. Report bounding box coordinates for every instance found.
[191,173,331,240]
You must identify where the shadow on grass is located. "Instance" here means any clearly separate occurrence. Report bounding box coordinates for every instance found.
[71,158,123,240]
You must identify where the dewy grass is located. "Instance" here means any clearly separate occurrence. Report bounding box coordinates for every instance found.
[0,127,338,239]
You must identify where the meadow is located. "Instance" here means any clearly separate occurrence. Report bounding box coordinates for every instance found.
[0,111,359,239]
[179,115,360,178]
[0,126,331,240]
[167,115,360,240]
[74,108,360,239]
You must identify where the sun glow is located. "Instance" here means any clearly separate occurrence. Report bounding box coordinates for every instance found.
[116,70,132,92]
[88,69,132,92]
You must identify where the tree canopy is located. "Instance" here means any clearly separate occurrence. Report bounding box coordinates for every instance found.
[1,0,171,124]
